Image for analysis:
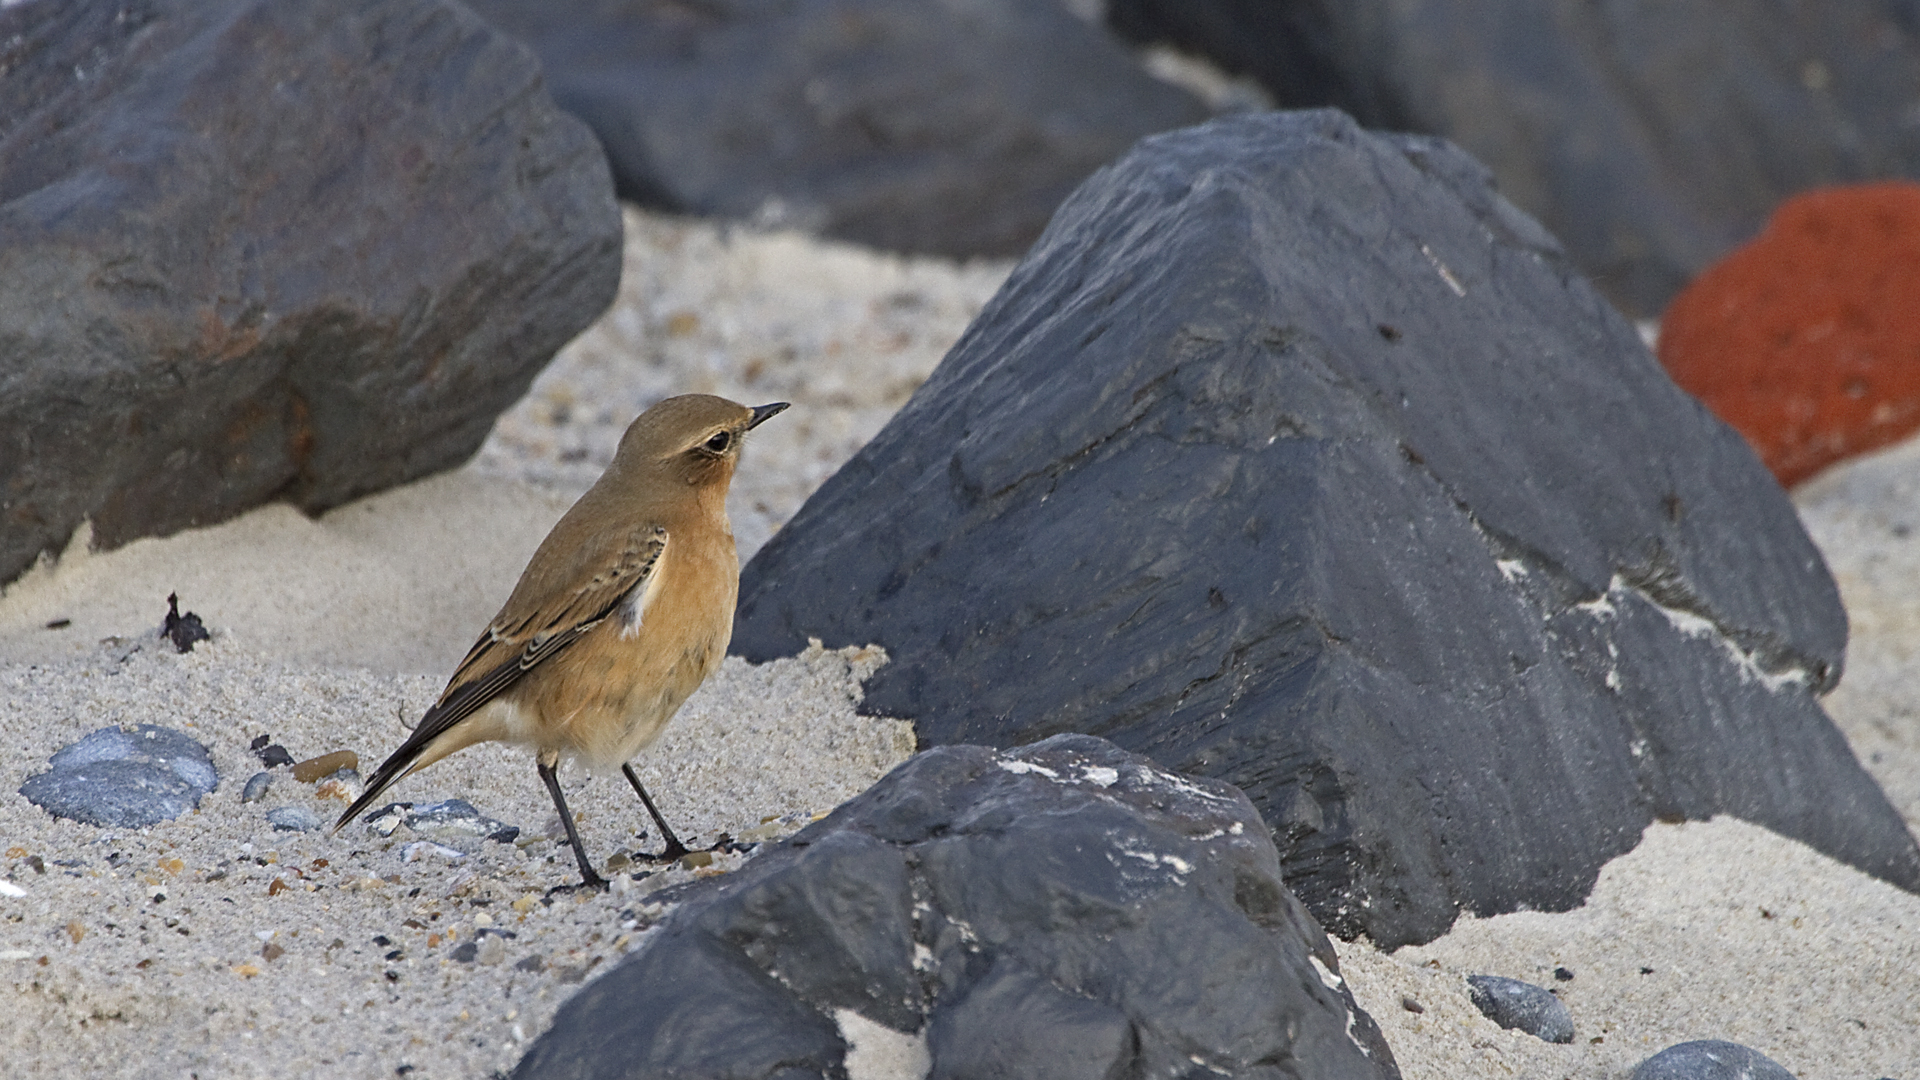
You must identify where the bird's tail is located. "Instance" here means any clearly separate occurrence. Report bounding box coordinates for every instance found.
[331,743,426,834]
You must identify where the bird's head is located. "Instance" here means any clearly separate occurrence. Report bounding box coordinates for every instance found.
[613,394,789,493]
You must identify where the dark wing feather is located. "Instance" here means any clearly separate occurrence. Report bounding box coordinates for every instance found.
[332,526,668,831]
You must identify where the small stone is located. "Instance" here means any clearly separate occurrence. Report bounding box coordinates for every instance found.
[401,841,467,863]
[241,772,273,803]
[314,776,360,802]
[399,799,514,849]
[291,750,359,784]
[260,942,285,962]
[1631,1040,1795,1080]
[679,851,714,869]
[475,935,507,966]
[266,806,321,832]
[19,725,219,827]
[450,941,479,963]
[1400,996,1424,1014]
[361,803,410,836]
[603,852,632,875]
[1466,974,1574,1044]
[257,745,294,769]
[513,953,545,973]
[1553,967,1575,981]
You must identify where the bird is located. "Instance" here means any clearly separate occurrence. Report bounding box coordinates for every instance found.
[333,394,789,889]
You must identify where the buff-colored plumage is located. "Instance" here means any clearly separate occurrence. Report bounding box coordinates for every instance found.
[334,394,788,888]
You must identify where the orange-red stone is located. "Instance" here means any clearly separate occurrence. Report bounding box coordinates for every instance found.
[1659,182,1920,487]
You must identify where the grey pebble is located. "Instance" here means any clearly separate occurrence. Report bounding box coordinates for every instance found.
[241,772,274,803]
[19,725,219,827]
[370,798,519,850]
[1466,974,1574,1044]
[450,941,479,963]
[266,805,322,832]
[1631,1040,1794,1080]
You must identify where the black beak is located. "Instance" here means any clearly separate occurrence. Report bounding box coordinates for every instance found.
[748,402,790,430]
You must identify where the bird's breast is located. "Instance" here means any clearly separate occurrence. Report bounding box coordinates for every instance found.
[527,522,738,770]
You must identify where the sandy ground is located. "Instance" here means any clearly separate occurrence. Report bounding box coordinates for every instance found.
[2,207,1917,1079]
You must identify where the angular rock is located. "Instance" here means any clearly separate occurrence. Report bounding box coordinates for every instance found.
[460,0,1209,258]
[240,772,273,804]
[20,725,218,827]
[1106,0,1920,317]
[515,735,1397,1080]
[1632,1040,1795,1080]
[734,110,1920,948]
[0,0,622,586]
[1465,975,1573,1044]
[1659,182,1920,487]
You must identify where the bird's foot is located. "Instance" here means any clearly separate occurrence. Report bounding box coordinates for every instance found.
[545,872,611,897]
[643,839,691,863]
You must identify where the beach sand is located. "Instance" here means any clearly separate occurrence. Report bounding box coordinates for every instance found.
[2,207,1915,1079]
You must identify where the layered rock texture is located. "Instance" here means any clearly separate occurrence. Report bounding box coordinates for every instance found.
[517,735,1399,1080]
[735,110,1920,948]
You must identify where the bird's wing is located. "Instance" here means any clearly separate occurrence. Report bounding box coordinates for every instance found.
[333,524,667,831]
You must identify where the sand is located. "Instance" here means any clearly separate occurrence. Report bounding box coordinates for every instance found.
[2,206,1917,1079]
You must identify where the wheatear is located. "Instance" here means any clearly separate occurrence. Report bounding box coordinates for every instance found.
[334,394,789,889]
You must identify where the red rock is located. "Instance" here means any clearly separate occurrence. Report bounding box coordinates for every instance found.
[1659,182,1920,487]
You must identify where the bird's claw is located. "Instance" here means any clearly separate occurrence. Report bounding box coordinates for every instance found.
[546,873,611,897]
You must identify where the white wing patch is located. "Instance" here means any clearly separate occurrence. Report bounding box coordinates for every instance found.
[620,535,670,639]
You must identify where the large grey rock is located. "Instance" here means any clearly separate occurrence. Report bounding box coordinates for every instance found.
[460,0,1210,258]
[0,0,622,585]
[734,110,1920,948]
[515,734,1397,1080]
[1107,0,1920,317]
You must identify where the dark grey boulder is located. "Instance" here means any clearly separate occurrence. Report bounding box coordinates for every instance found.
[460,0,1210,258]
[1632,1040,1795,1080]
[21,725,218,827]
[734,109,1920,948]
[1107,0,1920,317]
[0,0,622,586]
[514,734,1397,1080]
[1465,975,1573,1044]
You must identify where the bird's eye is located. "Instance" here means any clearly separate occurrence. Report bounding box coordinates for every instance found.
[704,431,732,453]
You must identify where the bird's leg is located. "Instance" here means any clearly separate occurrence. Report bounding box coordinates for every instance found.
[621,763,690,862]
[537,758,608,891]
